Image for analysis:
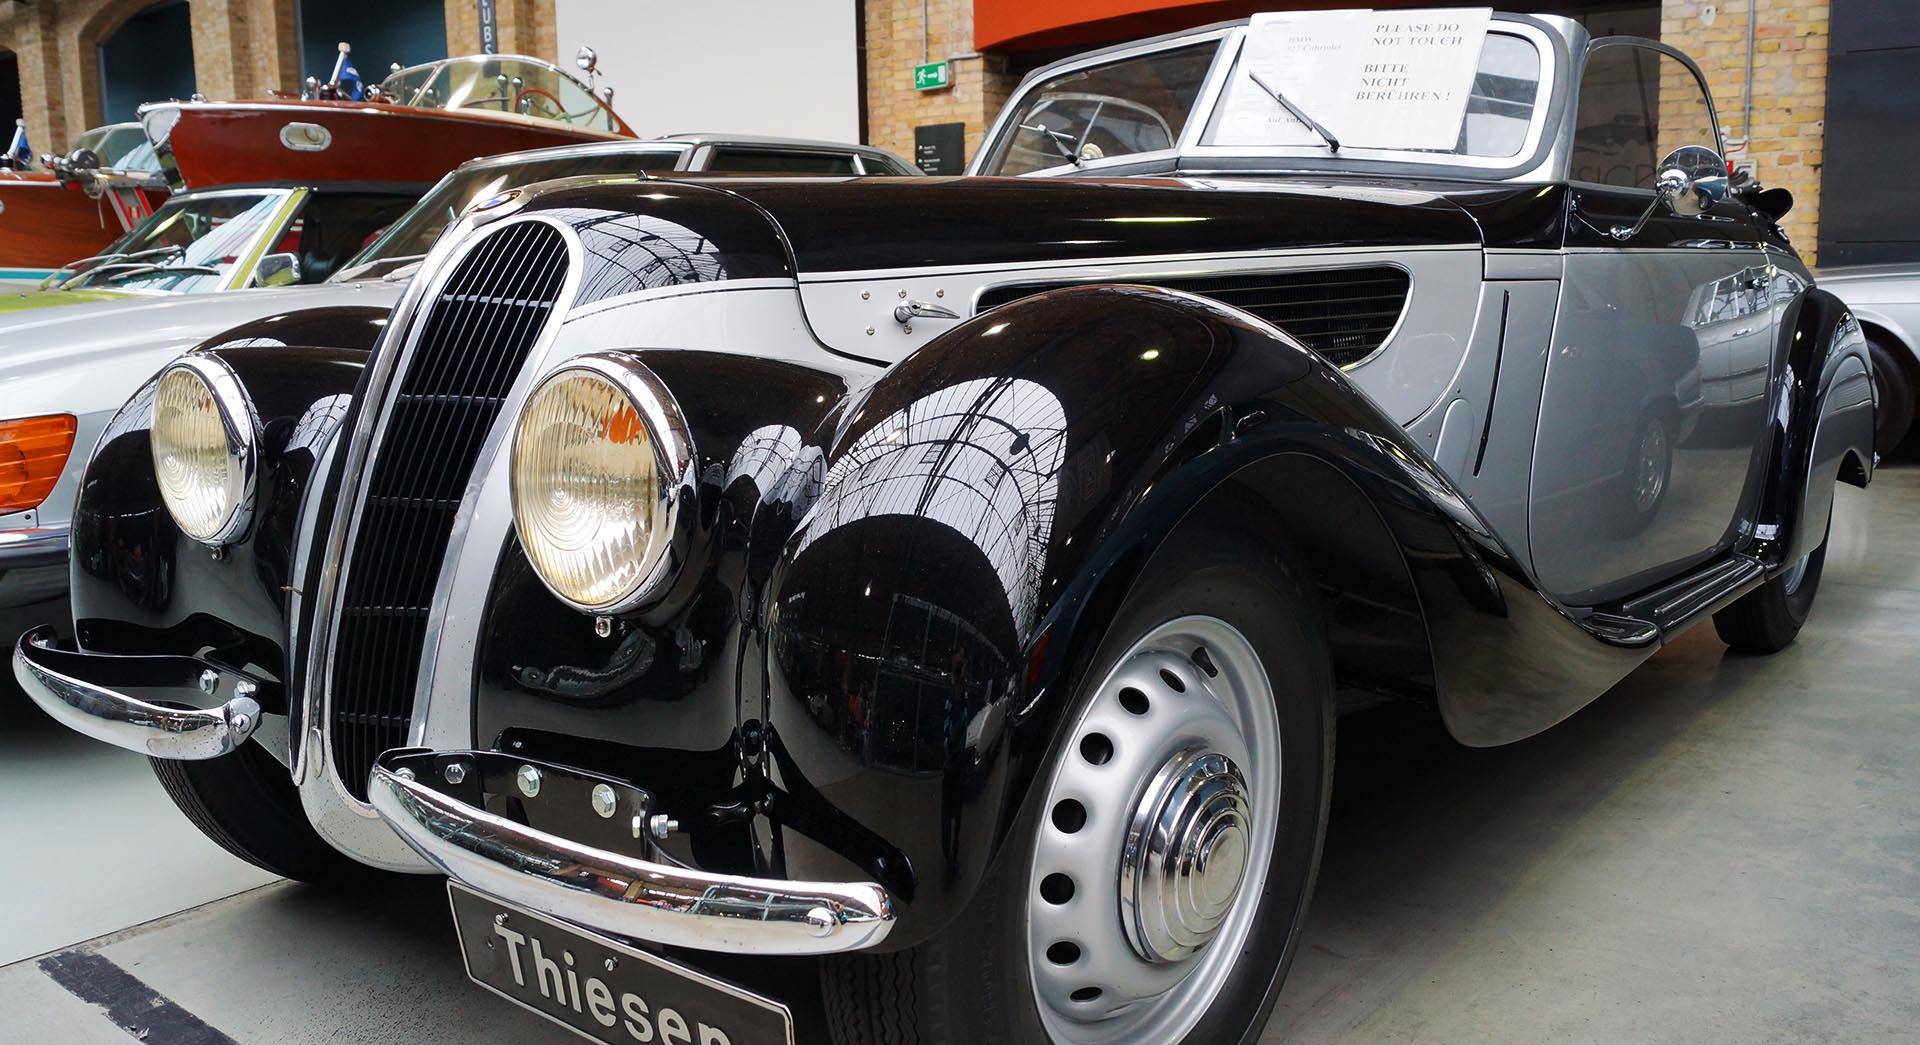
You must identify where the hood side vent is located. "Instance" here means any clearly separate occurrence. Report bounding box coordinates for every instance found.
[976,266,1411,368]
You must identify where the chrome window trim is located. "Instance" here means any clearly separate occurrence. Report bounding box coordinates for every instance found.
[293,215,584,870]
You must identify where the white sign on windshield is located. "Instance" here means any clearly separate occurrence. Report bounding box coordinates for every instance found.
[1212,8,1493,152]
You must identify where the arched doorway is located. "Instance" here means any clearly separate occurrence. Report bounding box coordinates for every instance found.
[298,0,448,86]
[0,50,21,131]
[98,1,195,124]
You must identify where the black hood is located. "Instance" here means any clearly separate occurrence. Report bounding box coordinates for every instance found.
[703,175,1485,273]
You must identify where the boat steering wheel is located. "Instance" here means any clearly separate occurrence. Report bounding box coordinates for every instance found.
[516,86,564,118]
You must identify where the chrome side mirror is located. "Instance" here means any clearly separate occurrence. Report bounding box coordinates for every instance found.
[1657,145,1728,217]
[256,252,301,288]
[576,46,598,75]
[1611,145,1729,240]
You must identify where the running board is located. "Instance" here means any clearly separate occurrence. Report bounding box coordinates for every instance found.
[1581,554,1767,646]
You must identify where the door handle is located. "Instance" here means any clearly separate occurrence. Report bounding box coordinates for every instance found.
[894,300,960,327]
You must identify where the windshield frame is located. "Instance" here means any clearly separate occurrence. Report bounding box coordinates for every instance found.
[378,54,628,135]
[973,15,1573,182]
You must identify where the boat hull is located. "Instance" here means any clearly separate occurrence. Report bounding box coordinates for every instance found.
[156,102,631,190]
[0,175,126,281]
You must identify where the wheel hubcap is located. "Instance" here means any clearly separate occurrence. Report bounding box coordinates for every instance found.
[1027,615,1281,1044]
[1121,748,1250,963]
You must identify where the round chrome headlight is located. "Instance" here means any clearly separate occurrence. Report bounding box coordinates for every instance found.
[151,356,258,545]
[510,354,691,613]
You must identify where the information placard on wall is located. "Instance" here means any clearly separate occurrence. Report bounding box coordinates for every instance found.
[914,122,967,175]
[1212,8,1491,151]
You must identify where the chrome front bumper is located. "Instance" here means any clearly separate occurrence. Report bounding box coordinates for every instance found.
[368,749,895,956]
[13,625,268,759]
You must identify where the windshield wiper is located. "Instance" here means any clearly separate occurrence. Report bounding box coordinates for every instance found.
[94,262,223,284]
[1248,71,1340,152]
[1019,123,1084,167]
[42,245,187,289]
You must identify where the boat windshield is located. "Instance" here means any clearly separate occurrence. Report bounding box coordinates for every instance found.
[978,17,1555,176]
[71,125,161,171]
[379,56,622,134]
[61,191,290,293]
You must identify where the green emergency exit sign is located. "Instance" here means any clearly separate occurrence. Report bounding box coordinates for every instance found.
[914,61,951,91]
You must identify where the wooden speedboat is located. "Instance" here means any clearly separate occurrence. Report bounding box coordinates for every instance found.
[0,123,166,282]
[142,53,636,191]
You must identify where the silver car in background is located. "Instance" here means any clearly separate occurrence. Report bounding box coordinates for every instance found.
[1817,263,1920,455]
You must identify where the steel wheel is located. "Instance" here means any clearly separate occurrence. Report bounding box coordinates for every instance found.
[1633,415,1669,514]
[1026,614,1281,1044]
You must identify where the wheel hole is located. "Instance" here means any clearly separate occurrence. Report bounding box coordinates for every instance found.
[1190,645,1219,677]
[1070,987,1103,1003]
[1118,687,1150,715]
[1079,733,1113,765]
[1046,941,1081,966]
[1051,799,1087,833]
[1158,668,1186,692]
[1040,873,1075,904]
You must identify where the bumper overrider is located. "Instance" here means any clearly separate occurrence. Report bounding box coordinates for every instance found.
[11,630,895,955]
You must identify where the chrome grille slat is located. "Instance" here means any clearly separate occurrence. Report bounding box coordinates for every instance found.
[328,221,570,800]
[976,266,1413,368]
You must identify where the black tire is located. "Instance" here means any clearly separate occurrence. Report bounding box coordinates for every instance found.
[1866,333,1915,458]
[1713,534,1829,654]
[151,736,374,884]
[821,516,1334,1044]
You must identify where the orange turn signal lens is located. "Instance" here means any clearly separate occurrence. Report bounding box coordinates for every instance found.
[0,414,78,514]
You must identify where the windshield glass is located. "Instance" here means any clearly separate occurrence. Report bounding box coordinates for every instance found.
[334,150,682,280]
[72,125,158,170]
[380,57,620,134]
[981,20,1553,175]
[981,43,1217,176]
[1200,27,1544,158]
[63,192,287,293]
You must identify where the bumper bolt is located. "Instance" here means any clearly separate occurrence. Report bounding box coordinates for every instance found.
[605,957,619,972]
[395,767,416,782]
[516,764,542,798]
[803,907,837,937]
[443,762,467,785]
[198,669,219,694]
[649,814,678,839]
[594,615,613,638]
[591,783,618,818]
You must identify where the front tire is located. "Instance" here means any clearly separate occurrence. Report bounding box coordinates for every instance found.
[822,521,1334,1043]
[151,736,372,884]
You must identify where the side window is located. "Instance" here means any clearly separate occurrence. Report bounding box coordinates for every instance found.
[705,149,858,174]
[1571,45,1719,189]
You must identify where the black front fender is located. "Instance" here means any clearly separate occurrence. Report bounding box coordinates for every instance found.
[68,306,384,701]
[1762,284,1874,566]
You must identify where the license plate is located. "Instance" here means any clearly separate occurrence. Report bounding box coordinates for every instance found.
[447,882,795,1045]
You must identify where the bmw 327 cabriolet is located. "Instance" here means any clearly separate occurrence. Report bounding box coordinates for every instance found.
[15,10,1874,1044]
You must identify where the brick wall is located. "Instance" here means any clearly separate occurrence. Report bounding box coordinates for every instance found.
[1661,0,1828,260]
[864,0,1019,168]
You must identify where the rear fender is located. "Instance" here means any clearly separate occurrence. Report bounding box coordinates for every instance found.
[1761,286,1873,567]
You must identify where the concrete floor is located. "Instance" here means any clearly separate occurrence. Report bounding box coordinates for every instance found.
[1,471,1914,1043]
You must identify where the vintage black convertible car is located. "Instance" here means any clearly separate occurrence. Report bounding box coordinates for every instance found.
[15,11,1874,1044]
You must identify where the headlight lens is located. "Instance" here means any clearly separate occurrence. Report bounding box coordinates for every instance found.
[511,356,688,612]
[151,358,256,544]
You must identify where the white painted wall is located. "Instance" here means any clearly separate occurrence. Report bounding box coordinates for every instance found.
[551,0,860,143]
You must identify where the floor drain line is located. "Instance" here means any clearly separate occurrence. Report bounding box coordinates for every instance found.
[36,949,239,1045]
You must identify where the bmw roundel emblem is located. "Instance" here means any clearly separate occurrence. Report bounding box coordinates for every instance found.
[470,190,520,213]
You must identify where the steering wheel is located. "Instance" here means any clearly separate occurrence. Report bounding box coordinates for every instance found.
[516,86,564,119]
